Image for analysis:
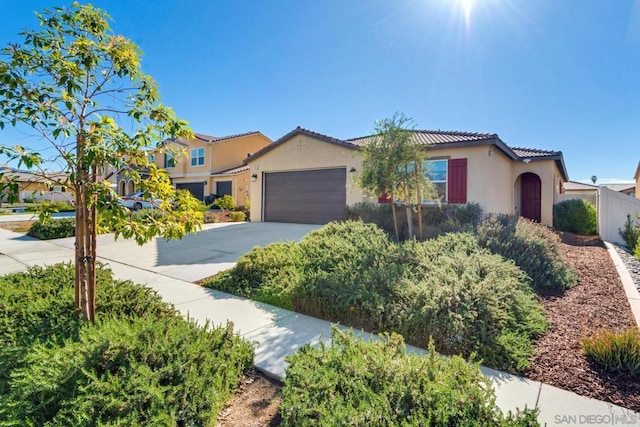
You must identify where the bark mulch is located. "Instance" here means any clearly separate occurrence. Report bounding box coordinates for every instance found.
[524,232,640,411]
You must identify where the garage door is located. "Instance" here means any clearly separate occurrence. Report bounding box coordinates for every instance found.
[176,182,205,201]
[264,168,346,224]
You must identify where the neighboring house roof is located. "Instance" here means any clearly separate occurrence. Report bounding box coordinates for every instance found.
[191,131,267,144]
[211,165,250,176]
[563,181,598,191]
[246,126,569,180]
[0,167,67,183]
[347,129,497,147]
[603,183,636,193]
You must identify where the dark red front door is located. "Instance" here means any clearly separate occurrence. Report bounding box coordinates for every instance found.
[521,173,541,222]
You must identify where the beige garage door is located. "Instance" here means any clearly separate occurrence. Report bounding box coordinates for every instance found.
[263,168,346,224]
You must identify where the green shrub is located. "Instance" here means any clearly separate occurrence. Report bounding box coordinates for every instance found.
[27,217,75,239]
[229,211,246,222]
[208,242,302,310]
[583,329,640,375]
[389,233,548,371]
[553,199,596,235]
[477,214,578,291]
[293,221,397,331]
[0,263,253,425]
[619,214,640,252]
[213,194,235,211]
[280,328,539,426]
[25,200,74,212]
[345,202,484,240]
[635,243,640,262]
[207,221,547,371]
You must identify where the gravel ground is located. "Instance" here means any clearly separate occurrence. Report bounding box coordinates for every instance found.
[613,243,640,291]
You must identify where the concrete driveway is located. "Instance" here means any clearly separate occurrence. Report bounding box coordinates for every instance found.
[53,222,320,282]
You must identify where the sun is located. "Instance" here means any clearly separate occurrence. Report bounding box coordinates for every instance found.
[460,0,475,28]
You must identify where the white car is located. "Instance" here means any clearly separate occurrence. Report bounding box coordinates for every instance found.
[119,192,160,210]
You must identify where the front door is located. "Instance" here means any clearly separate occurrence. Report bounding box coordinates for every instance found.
[521,173,541,222]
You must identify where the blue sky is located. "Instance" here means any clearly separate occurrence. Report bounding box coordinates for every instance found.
[1,0,639,183]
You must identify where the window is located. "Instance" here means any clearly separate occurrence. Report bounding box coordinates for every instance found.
[164,152,175,168]
[148,153,155,163]
[424,159,447,201]
[190,147,205,167]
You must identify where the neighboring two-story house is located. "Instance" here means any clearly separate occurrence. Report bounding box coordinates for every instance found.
[154,131,271,206]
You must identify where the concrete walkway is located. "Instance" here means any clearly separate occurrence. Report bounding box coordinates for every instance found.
[0,225,638,426]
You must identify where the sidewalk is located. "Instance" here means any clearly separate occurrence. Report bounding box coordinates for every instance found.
[0,227,638,426]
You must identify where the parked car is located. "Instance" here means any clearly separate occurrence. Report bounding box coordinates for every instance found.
[118,192,160,210]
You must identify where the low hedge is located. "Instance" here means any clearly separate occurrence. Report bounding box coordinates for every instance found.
[0,263,253,425]
[280,328,539,426]
[27,218,75,240]
[477,214,578,291]
[553,199,596,235]
[206,220,548,371]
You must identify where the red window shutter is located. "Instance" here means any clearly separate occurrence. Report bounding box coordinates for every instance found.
[447,158,467,204]
[378,192,392,204]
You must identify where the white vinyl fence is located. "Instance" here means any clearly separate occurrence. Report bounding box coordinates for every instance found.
[597,186,640,245]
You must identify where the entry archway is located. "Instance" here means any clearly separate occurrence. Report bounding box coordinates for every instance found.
[519,172,541,222]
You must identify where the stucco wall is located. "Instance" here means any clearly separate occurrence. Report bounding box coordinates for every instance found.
[247,134,364,222]
[512,159,563,226]
[424,145,514,216]
[212,134,271,172]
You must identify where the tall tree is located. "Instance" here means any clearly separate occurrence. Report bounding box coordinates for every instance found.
[359,113,436,240]
[0,2,203,321]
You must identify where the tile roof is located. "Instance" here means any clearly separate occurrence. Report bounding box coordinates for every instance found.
[510,147,561,158]
[194,131,263,143]
[245,126,569,180]
[347,129,497,147]
[211,165,250,175]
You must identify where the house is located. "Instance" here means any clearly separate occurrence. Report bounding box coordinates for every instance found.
[0,166,71,203]
[119,131,272,206]
[246,127,569,225]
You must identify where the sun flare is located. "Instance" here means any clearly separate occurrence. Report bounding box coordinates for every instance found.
[460,0,475,29]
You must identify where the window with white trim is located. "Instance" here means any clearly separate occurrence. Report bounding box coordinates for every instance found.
[164,152,175,168]
[148,153,155,163]
[424,159,447,201]
[190,147,205,166]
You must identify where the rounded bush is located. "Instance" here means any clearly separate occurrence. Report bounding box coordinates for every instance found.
[477,214,578,291]
[281,328,539,426]
[553,199,596,235]
[390,233,548,371]
[294,221,397,330]
[27,218,75,240]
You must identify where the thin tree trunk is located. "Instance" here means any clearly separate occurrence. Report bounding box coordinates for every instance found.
[75,134,96,321]
[391,201,399,242]
[415,161,423,241]
[405,203,413,240]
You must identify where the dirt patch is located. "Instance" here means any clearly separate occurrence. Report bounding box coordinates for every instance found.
[217,369,282,427]
[525,232,640,410]
[0,221,34,233]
